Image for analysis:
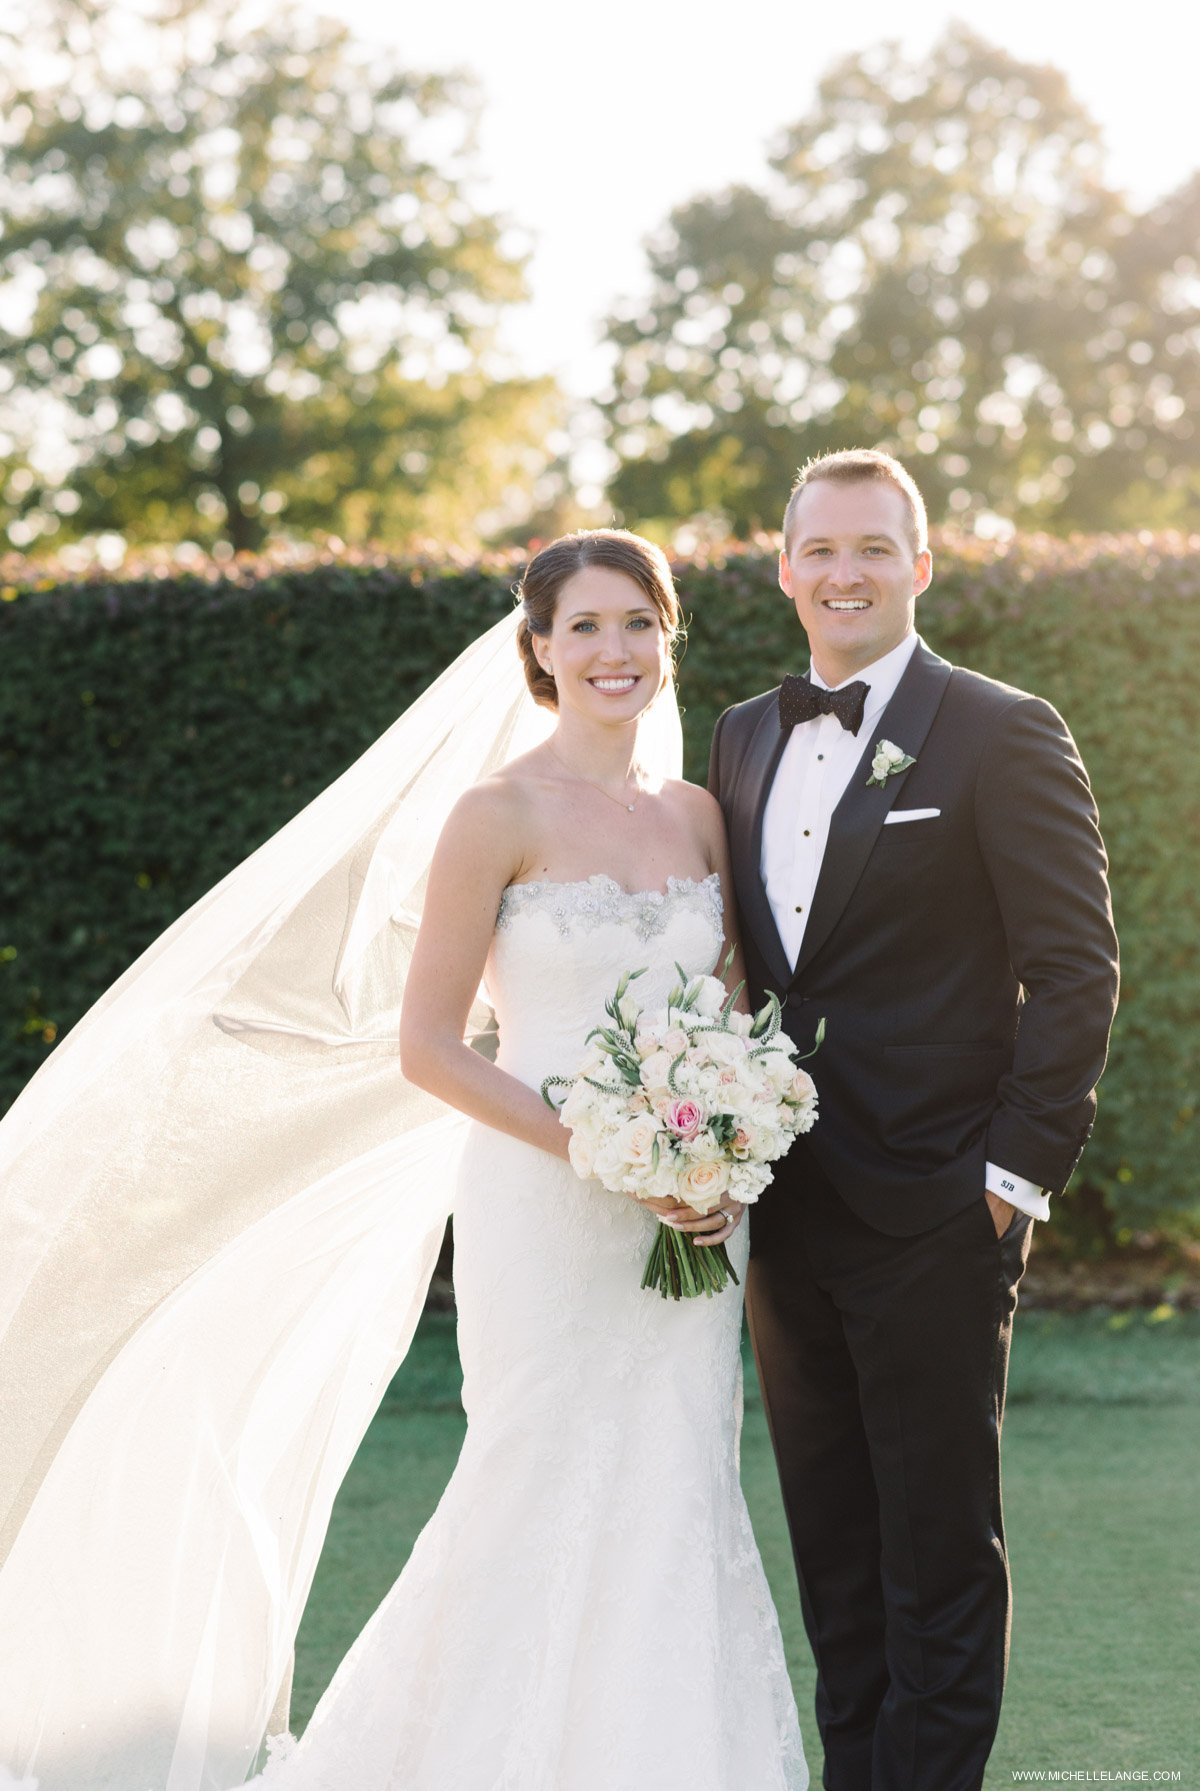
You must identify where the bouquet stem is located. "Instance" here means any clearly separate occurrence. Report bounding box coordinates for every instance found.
[640,1223,740,1300]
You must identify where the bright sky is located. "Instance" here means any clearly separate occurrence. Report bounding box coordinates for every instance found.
[324,0,1197,402]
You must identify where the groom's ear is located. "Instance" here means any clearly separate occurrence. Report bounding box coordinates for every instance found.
[778,548,794,598]
[912,549,933,597]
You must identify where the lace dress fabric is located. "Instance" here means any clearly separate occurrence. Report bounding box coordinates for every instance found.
[253,874,806,1791]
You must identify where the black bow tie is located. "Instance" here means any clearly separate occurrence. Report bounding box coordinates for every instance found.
[779,675,869,736]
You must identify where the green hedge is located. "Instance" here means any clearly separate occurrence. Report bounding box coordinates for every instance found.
[2,534,1197,1246]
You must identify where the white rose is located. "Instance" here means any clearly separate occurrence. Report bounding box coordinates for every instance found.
[663,1026,689,1056]
[693,976,726,1019]
[712,1078,758,1116]
[789,1068,817,1105]
[559,1084,598,1133]
[639,1049,676,1092]
[729,1010,754,1037]
[704,1030,747,1067]
[567,1129,596,1178]
[616,1113,663,1169]
[680,1158,730,1213]
[749,1044,789,1086]
[684,1128,722,1163]
[737,1050,774,1087]
[871,753,890,780]
[566,1108,606,1152]
[592,1132,627,1183]
[881,739,906,765]
[646,1158,685,1202]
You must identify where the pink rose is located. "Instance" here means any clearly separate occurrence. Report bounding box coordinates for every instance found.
[730,1123,760,1160]
[665,1098,704,1141]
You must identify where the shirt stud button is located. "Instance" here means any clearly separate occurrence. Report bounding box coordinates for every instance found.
[794,904,803,914]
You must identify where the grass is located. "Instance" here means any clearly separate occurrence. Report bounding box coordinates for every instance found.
[291,1308,1200,1785]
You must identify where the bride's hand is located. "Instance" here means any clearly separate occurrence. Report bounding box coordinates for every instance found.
[639,1196,745,1245]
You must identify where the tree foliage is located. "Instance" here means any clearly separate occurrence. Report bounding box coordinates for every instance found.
[0,0,558,552]
[602,26,1200,536]
[2,532,1198,1247]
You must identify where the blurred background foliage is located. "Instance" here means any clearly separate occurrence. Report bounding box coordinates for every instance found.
[602,25,1200,541]
[0,9,1195,556]
[0,0,560,554]
[2,534,1197,1250]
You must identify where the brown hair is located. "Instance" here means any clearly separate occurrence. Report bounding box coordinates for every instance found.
[515,529,682,711]
[783,449,929,556]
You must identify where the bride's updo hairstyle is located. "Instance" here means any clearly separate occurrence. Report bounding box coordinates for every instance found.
[516,529,682,711]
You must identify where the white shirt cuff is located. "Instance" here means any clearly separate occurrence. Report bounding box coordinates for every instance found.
[986,1162,1050,1222]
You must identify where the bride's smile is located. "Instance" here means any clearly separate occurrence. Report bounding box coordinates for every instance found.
[532,562,669,726]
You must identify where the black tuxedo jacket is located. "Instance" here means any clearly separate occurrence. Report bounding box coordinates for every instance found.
[709,639,1119,1234]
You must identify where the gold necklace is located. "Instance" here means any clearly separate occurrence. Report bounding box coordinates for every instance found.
[548,745,643,813]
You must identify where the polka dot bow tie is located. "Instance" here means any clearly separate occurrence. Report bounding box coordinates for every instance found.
[778,675,870,736]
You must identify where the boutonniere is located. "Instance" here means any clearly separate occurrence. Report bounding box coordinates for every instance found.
[866,738,916,789]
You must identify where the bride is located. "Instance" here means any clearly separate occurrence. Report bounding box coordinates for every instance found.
[0,530,806,1790]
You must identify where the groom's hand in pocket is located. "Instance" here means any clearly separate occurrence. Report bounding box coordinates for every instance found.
[984,1189,1016,1238]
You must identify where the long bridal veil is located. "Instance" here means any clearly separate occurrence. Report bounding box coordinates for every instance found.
[0,601,682,1791]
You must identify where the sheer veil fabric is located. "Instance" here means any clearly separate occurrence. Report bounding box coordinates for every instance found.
[0,605,683,1791]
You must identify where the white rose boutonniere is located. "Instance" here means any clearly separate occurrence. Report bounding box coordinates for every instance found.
[866,738,916,789]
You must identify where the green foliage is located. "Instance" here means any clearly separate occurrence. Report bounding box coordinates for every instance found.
[0,0,557,553]
[602,25,1200,537]
[1,530,1197,1243]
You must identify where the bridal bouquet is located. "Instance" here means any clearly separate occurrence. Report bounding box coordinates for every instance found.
[543,958,821,1299]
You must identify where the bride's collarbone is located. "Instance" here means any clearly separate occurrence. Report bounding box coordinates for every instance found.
[510,785,711,896]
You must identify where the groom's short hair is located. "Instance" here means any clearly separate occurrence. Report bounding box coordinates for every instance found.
[783,449,928,556]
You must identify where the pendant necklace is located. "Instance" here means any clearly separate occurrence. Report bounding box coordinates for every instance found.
[548,745,643,813]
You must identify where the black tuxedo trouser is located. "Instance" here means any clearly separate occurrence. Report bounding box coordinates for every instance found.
[747,1158,1032,1791]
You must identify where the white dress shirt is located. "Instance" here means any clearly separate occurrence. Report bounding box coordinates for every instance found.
[760,631,1049,1222]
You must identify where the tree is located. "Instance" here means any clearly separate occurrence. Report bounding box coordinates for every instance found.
[0,0,559,552]
[601,26,1200,535]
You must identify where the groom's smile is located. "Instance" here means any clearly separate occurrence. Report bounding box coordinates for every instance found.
[779,479,933,685]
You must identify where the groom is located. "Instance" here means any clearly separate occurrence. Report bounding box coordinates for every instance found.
[709,450,1118,1791]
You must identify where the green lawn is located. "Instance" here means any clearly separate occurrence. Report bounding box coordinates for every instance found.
[292,1308,1200,1785]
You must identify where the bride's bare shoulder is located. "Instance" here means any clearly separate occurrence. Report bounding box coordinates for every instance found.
[436,752,550,862]
[444,766,533,831]
[663,777,727,835]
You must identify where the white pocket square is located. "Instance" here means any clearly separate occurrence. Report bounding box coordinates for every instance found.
[883,807,941,825]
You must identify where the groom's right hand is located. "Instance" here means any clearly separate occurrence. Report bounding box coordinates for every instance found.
[984,1189,1017,1237]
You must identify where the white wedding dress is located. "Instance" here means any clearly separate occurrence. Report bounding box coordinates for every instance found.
[248,871,806,1791]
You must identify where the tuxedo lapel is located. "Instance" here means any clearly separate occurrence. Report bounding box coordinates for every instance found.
[729,696,793,993]
[791,642,954,984]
